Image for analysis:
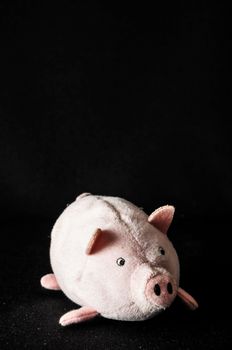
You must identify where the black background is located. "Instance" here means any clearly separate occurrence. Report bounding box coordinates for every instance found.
[0,2,231,349]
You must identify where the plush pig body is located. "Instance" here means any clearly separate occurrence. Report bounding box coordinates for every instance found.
[41,193,198,326]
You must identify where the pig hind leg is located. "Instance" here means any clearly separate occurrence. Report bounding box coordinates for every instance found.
[59,306,99,326]
[40,273,61,290]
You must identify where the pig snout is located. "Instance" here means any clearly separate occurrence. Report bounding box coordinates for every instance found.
[145,274,177,308]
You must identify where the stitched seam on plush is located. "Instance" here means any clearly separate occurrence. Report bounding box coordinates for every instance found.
[100,198,149,263]
[98,198,150,314]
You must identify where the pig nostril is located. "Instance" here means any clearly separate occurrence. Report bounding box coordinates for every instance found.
[167,282,173,294]
[154,284,161,296]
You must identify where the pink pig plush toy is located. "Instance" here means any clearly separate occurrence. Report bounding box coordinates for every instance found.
[41,193,198,326]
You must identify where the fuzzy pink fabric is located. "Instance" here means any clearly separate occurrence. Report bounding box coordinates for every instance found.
[42,193,198,324]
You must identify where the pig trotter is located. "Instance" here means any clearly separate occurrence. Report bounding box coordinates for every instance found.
[59,306,99,326]
[177,287,199,310]
[40,273,61,290]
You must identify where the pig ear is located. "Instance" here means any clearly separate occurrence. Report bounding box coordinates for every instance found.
[85,228,103,255]
[148,205,175,234]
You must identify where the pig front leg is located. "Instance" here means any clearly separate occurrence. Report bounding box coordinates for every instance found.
[40,273,61,290]
[59,306,99,326]
[177,287,199,310]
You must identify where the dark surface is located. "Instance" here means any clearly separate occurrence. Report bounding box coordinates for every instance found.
[0,2,231,349]
[0,219,231,350]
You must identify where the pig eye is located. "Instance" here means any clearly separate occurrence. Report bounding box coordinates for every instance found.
[116,257,125,266]
[158,247,165,255]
